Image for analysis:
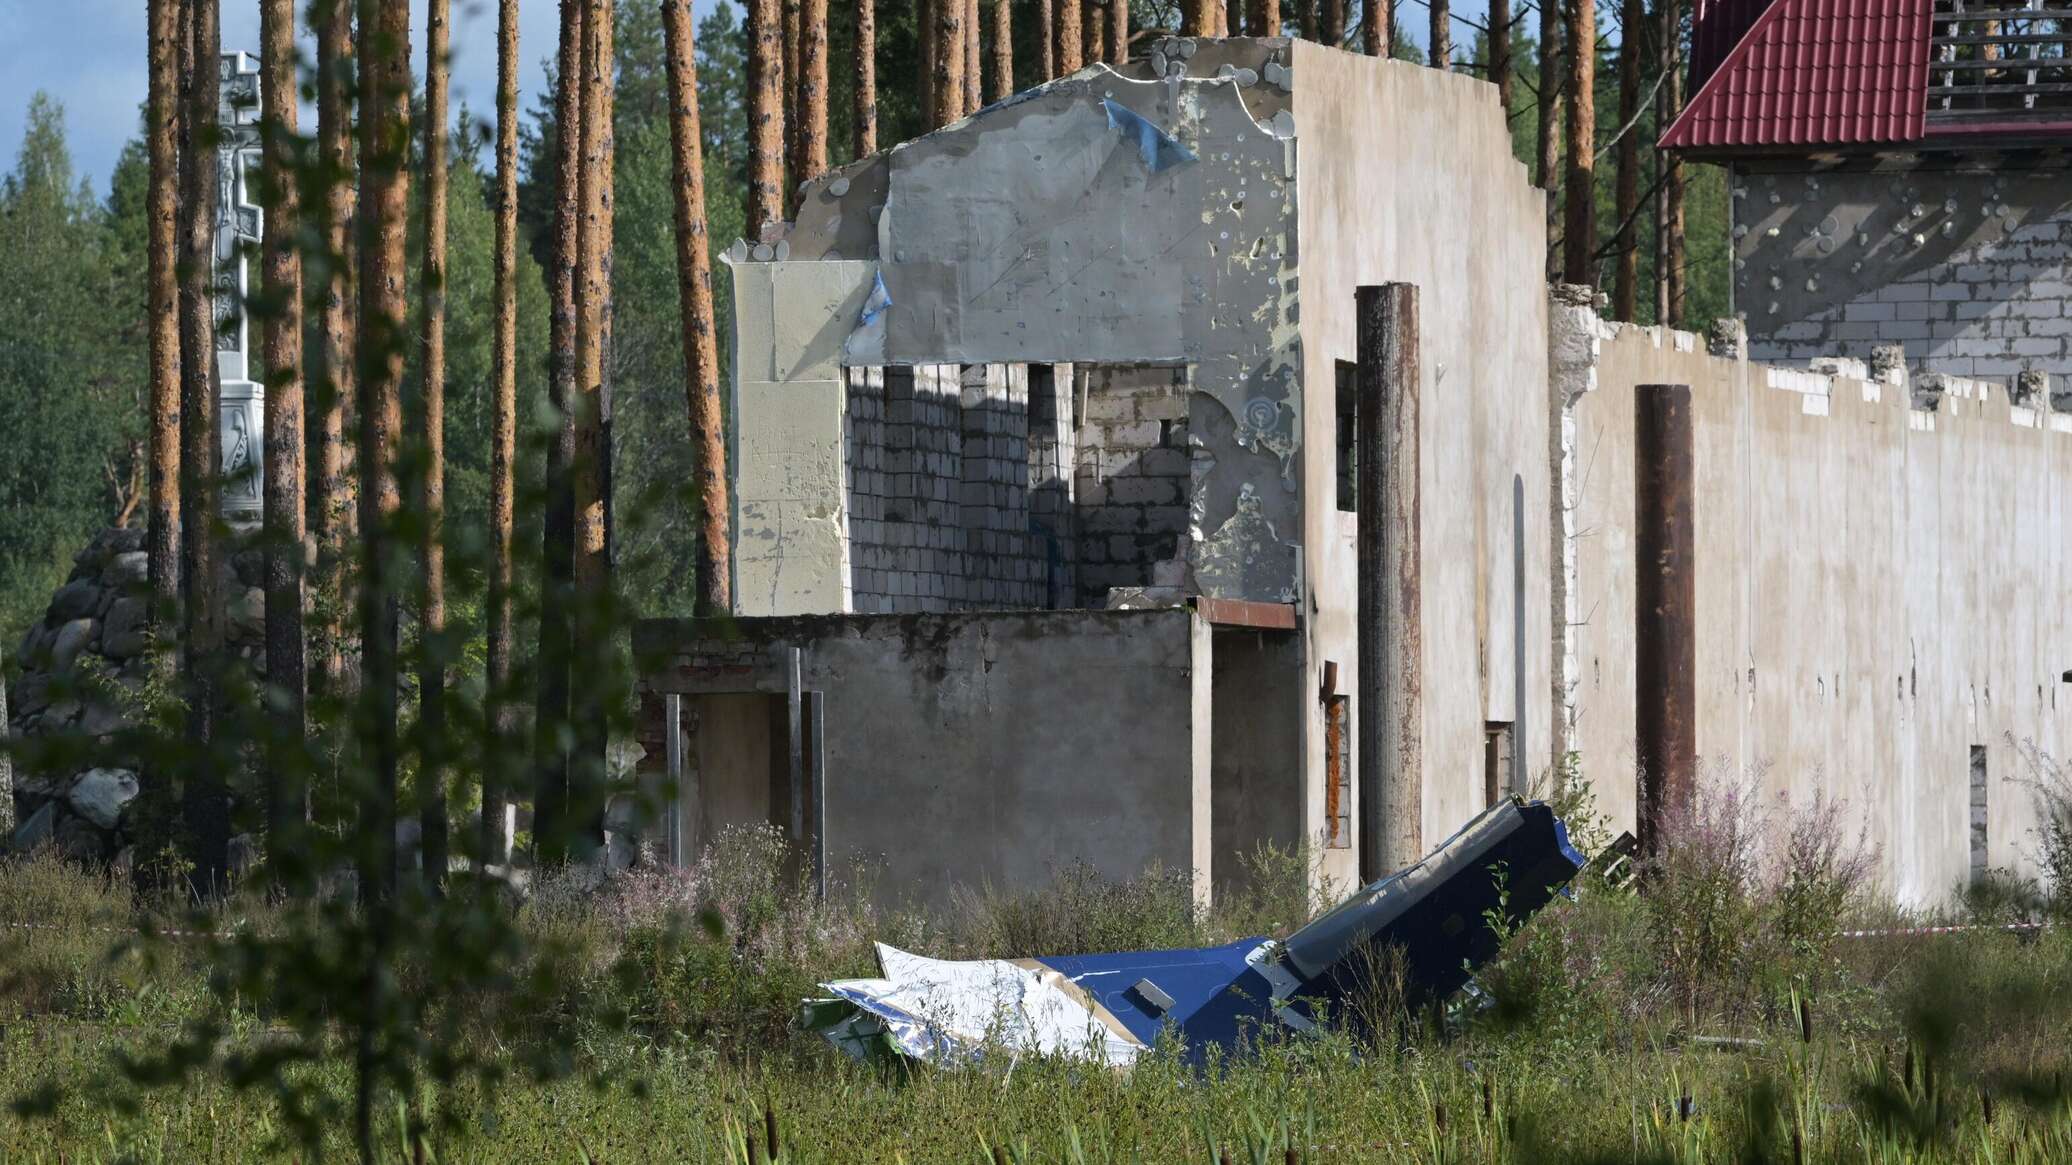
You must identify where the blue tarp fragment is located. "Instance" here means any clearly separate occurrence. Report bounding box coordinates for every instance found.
[1102,99,1198,173]
[859,271,892,327]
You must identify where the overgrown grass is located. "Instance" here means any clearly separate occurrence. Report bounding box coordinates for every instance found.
[5,780,2072,1161]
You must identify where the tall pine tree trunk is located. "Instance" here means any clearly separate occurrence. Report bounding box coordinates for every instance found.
[1055,0,1080,75]
[147,0,182,624]
[664,0,730,620]
[746,0,784,232]
[485,0,518,868]
[416,0,451,885]
[569,0,614,860]
[1661,0,1685,324]
[1252,0,1279,38]
[1037,0,1054,77]
[935,0,965,126]
[854,0,877,154]
[1611,0,1643,317]
[1429,1,1449,68]
[782,0,801,210]
[312,0,358,707]
[1105,0,1126,63]
[1562,0,1596,286]
[1489,0,1511,113]
[179,0,229,895]
[352,0,409,1150]
[1362,0,1385,54]
[969,0,984,114]
[533,0,583,866]
[1536,0,1562,280]
[261,0,308,869]
[795,0,828,192]
[988,0,1013,102]
[1317,0,1342,48]
[1182,0,1214,38]
[1084,0,1103,69]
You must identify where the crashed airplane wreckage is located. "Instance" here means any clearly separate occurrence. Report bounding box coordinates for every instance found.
[802,799,1586,1067]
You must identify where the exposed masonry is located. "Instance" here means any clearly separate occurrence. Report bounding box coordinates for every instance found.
[1733,165,2072,380]
[1074,366,1194,604]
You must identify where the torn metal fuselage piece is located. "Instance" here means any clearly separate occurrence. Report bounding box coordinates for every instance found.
[802,799,1585,1067]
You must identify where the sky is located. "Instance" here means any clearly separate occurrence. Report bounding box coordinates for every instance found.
[0,0,1505,199]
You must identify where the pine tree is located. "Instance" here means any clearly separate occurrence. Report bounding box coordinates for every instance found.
[854,0,877,154]
[1562,0,1596,286]
[146,0,182,622]
[311,0,358,705]
[1612,0,1644,318]
[485,0,519,868]
[416,0,452,883]
[746,0,785,232]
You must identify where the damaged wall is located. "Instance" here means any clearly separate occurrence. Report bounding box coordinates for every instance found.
[635,609,1213,908]
[1559,298,2072,903]
[1290,44,1555,889]
[1734,160,2072,380]
[727,40,1306,615]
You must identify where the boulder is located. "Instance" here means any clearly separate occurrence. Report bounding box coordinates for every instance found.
[226,588,265,644]
[54,815,108,862]
[11,673,52,717]
[47,578,101,624]
[49,617,97,672]
[101,596,150,659]
[67,767,140,830]
[77,698,127,738]
[10,801,56,851]
[100,551,148,591]
[15,622,53,670]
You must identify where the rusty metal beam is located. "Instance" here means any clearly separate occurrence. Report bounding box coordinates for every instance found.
[1634,383,1696,856]
[1193,596,1299,630]
[1357,282,1424,883]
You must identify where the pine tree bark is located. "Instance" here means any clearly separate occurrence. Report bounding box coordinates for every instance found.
[1037,0,1055,77]
[415,0,451,885]
[1489,0,1512,111]
[1085,0,1104,68]
[968,0,983,115]
[1611,0,1643,319]
[1429,1,1449,67]
[260,0,308,866]
[1537,0,1563,280]
[1055,0,1080,75]
[663,0,730,620]
[1562,0,1596,286]
[1361,0,1383,54]
[1105,0,1127,63]
[1182,0,1214,38]
[147,0,182,623]
[485,0,519,868]
[355,0,408,910]
[988,0,1013,102]
[794,0,828,194]
[782,0,801,208]
[1300,0,1317,41]
[534,0,583,866]
[1317,0,1342,47]
[746,0,785,232]
[179,0,230,894]
[312,0,357,705]
[935,0,965,126]
[569,0,614,860]
[854,0,877,154]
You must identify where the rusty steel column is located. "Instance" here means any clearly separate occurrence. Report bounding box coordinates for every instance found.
[1357,283,1424,883]
[1634,383,1696,855]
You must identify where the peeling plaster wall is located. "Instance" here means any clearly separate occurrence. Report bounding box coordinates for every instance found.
[1290,43,1555,891]
[727,41,1307,613]
[634,610,1214,909]
[1565,309,2072,904]
[1734,161,2072,380]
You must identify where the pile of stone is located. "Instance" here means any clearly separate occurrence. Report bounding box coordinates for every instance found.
[6,527,272,863]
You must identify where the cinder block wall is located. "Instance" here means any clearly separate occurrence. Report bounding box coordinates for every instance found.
[1734,162,2072,380]
[1073,365,1193,604]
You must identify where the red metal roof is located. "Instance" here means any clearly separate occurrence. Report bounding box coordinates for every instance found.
[1661,0,1932,152]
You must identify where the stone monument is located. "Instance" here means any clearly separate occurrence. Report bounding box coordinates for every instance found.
[216,51,263,522]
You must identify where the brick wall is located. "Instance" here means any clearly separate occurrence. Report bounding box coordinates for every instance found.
[1072,365,1192,605]
[1736,164,2072,380]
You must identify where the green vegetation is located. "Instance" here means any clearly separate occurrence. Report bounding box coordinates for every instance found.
[3,781,2071,1162]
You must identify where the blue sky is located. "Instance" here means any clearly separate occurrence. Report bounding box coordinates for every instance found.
[0,0,1508,199]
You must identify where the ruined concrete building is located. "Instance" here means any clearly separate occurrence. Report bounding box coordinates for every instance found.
[637,31,2072,909]
[1667,1,2072,380]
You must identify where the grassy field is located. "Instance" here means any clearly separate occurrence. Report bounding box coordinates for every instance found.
[2,788,2071,1163]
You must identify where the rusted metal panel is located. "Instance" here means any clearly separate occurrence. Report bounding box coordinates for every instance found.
[1634,384,1697,855]
[1193,596,1299,630]
[1664,0,1932,152]
[1356,283,1424,884]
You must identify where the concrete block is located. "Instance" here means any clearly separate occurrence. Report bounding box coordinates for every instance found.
[1845,302,1898,323]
